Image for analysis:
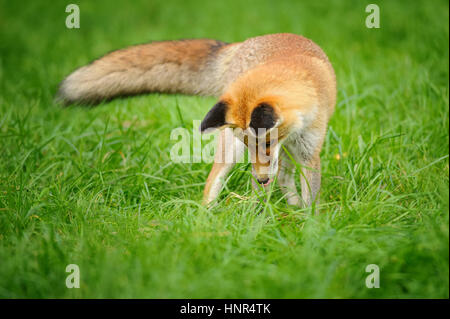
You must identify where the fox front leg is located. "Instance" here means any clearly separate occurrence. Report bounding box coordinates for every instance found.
[299,153,321,209]
[277,157,302,206]
[203,130,245,205]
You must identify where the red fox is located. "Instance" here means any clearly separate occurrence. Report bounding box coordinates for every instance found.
[58,33,336,208]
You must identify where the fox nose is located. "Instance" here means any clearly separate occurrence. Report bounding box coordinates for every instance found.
[257,177,270,185]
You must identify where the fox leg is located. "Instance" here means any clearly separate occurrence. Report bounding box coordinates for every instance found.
[299,153,321,208]
[277,156,302,206]
[203,130,245,205]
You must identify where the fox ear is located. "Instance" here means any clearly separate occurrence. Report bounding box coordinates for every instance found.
[249,103,278,135]
[200,101,228,133]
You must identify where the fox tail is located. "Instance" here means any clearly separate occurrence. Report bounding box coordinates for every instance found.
[56,39,229,105]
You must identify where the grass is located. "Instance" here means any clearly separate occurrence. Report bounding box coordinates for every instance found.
[0,0,448,298]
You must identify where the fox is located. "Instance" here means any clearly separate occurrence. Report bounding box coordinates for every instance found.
[57,33,336,208]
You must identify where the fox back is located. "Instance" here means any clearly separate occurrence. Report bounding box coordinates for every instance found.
[57,33,335,111]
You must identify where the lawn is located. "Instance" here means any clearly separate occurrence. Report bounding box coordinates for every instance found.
[0,0,448,298]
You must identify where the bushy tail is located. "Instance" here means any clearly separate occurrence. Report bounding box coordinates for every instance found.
[56,39,229,105]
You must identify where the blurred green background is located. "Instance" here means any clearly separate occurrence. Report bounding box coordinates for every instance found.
[0,0,448,298]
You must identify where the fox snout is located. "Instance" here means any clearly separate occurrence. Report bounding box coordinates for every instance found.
[250,138,281,187]
[252,158,277,186]
[256,176,271,186]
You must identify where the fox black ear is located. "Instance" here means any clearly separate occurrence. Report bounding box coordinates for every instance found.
[249,103,277,135]
[200,101,228,133]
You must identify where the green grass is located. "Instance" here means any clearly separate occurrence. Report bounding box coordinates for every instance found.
[0,0,448,298]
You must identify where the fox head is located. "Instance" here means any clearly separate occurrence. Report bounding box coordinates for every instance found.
[201,98,280,185]
[200,61,318,185]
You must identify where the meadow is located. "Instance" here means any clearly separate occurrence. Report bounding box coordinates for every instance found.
[0,0,448,298]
